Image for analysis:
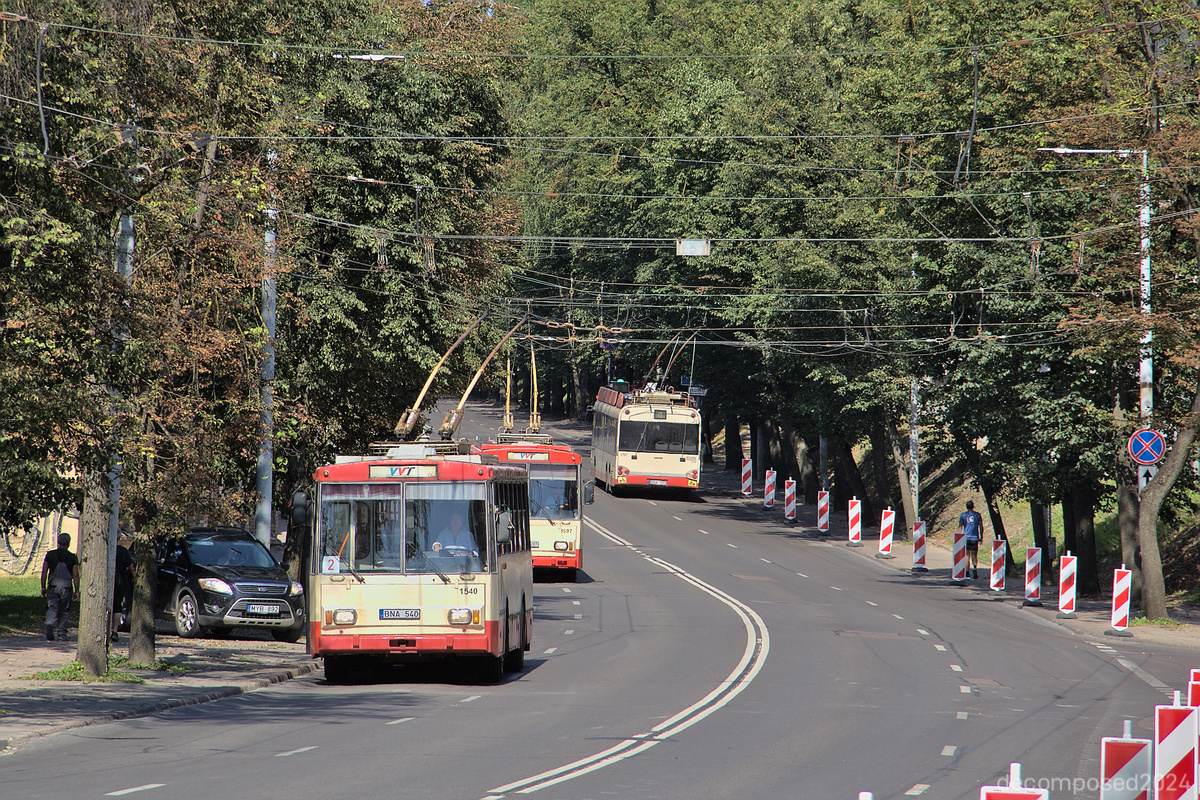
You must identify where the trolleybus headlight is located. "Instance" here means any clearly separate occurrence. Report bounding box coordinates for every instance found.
[198,578,233,595]
[554,541,570,551]
[329,608,357,626]
[448,608,472,625]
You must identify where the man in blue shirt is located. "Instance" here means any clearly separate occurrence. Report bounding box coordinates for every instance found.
[958,501,984,579]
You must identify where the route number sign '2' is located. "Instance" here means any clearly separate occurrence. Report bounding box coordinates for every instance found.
[1127,429,1166,466]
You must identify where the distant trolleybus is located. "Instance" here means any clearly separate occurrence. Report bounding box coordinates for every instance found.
[299,441,533,683]
[481,433,592,582]
[591,385,702,496]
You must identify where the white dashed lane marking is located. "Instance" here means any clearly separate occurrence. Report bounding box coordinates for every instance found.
[673,515,683,521]
[460,695,481,704]
[935,645,947,651]
[941,745,957,756]
[276,746,318,757]
[386,717,415,725]
[726,543,738,548]
[106,786,166,796]
[960,686,972,694]
[699,529,710,535]
[865,600,877,606]
[892,614,904,620]
[917,629,930,636]
[544,647,557,654]
[957,711,968,720]
[951,665,963,672]
[905,785,930,796]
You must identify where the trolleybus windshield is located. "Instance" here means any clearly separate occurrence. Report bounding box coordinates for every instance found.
[618,420,700,455]
[527,465,579,522]
[318,482,489,574]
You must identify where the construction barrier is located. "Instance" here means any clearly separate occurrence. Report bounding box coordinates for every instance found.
[847,497,862,547]
[979,763,1049,800]
[1058,552,1077,618]
[1190,681,1200,708]
[763,469,776,508]
[912,520,927,571]
[817,490,829,531]
[876,507,895,559]
[1023,547,1042,606]
[784,479,796,521]
[1154,702,1198,800]
[990,540,1006,592]
[741,458,752,496]
[951,531,967,582]
[1100,722,1152,800]
[1108,566,1134,638]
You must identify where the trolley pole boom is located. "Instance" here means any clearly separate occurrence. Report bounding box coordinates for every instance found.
[395,309,491,439]
[439,310,530,440]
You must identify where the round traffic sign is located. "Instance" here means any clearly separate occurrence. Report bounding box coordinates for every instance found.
[1128,429,1166,466]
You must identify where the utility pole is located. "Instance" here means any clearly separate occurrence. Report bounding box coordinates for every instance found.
[255,200,276,548]
[909,378,920,521]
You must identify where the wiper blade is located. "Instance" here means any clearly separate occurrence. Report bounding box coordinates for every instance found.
[412,549,451,584]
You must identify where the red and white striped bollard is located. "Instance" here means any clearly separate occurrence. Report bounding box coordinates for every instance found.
[783,479,796,521]
[1107,565,1134,638]
[1057,552,1077,618]
[912,520,927,572]
[1100,720,1152,800]
[763,469,776,508]
[1154,701,1198,800]
[951,531,967,583]
[1023,547,1042,607]
[847,497,862,547]
[876,507,895,559]
[990,539,1006,591]
[816,490,829,531]
[741,458,752,496]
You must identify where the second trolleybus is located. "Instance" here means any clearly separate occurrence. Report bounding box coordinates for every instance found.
[591,384,702,496]
[294,441,533,684]
[481,433,592,582]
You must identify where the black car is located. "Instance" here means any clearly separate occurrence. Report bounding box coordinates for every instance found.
[156,527,305,643]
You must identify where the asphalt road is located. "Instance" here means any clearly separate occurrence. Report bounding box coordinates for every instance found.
[2,405,1194,799]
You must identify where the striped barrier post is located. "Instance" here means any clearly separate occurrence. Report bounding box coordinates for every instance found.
[1023,547,1043,607]
[816,490,829,531]
[1057,552,1077,618]
[847,497,862,547]
[763,469,776,508]
[741,458,752,496]
[1189,681,1200,708]
[990,539,1006,591]
[912,520,927,572]
[1192,670,1200,683]
[1101,721,1152,800]
[1107,566,1134,638]
[951,531,967,583]
[876,507,895,559]
[1154,701,1198,800]
[784,479,797,521]
[979,763,1048,799]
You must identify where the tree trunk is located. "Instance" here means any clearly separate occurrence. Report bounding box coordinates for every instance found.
[724,410,743,471]
[868,423,893,515]
[881,403,915,533]
[128,534,158,666]
[1135,381,1200,619]
[572,353,590,422]
[833,437,872,521]
[749,416,761,480]
[1062,496,1077,556]
[1072,483,1102,597]
[952,427,1015,573]
[77,471,111,676]
[1116,483,1142,608]
[1029,502,1052,585]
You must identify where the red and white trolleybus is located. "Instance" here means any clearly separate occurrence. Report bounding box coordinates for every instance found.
[298,441,533,683]
[591,385,702,496]
[481,433,592,582]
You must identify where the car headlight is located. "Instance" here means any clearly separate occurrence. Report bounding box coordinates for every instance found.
[289,581,304,596]
[447,608,473,626]
[198,578,233,595]
[554,541,571,551]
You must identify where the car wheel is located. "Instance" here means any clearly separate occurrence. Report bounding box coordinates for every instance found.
[564,568,578,583]
[174,592,203,638]
[272,626,304,643]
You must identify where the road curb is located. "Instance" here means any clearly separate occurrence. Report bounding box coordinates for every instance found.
[0,660,320,757]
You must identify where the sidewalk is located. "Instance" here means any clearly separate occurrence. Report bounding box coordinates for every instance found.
[701,465,1200,652]
[0,633,318,757]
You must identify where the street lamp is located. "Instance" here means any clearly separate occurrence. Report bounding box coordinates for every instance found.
[1038,147,1152,423]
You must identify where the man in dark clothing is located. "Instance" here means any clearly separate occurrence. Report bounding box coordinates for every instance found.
[112,535,134,642]
[41,533,81,641]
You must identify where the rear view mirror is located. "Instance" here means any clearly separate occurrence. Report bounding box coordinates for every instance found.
[583,481,595,505]
[495,511,513,544]
[289,491,311,527]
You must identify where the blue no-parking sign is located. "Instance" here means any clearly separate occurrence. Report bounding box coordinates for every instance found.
[1127,429,1166,465]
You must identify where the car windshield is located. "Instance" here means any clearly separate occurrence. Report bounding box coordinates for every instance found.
[528,466,579,521]
[187,537,276,569]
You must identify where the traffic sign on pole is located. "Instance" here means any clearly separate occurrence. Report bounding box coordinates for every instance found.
[1128,429,1166,465]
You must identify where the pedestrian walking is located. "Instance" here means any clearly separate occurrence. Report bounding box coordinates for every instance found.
[40,533,81,641]
[957,501,984,579]
[111,533,134,642]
